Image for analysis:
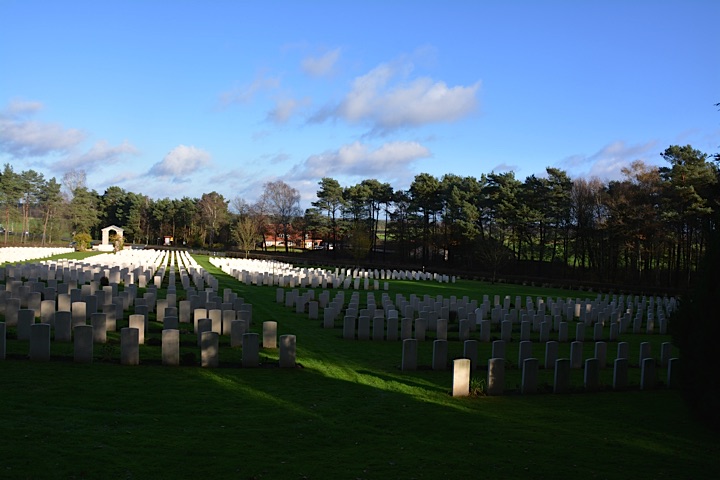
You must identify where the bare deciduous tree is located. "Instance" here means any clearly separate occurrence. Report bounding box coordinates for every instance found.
[261,180,301,252]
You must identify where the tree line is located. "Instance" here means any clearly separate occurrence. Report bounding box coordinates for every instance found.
[1,144,717,288]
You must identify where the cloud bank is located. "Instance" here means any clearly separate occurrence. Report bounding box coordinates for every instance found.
[52,140,138,173]
[0,100,85,157]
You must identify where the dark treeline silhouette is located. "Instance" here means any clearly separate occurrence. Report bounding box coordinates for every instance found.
[1,144,717,289]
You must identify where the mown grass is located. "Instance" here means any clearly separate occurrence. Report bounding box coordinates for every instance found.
[0,253,717,479]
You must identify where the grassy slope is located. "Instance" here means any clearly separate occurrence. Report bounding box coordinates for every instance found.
[0,253,717,479]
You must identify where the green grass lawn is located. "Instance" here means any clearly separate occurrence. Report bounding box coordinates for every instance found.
[0,253,717,479]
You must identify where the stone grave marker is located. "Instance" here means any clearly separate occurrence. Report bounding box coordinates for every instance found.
[263,321,278,348]
[640,358,656,390]
[209,309,222,334]
[545,341,558,369]
[617,342,629,360]
[279,334,296,368]
[521,358,539,394]
[492,340,505,359]
[54,311,72,342]
[29,323,51,361]
[230,320,247,347]
[400,318,412,340]
[372,317,384,340]
[595,342,607,369]
[487,358,505,396]
[242,333,259,367]
[201,331,219,367]
[17,309,34,340]
[553,358,570,393]
[91,313,107,344]
[639,342,651,365]
[129,314,145,344]
[121,328,139,365]
[74,325,93,363]
[401,338,418,371]
[164,316,179,331]
[584,358,600,391]
[570,341,583,369]
[518,340,532,366]
[452,359,471,397]
[613,358,628,390]
[414,318,427,341]
[41,300,55,326]
[432,339,448,370]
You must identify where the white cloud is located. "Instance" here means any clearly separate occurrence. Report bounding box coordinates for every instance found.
[301,48,341,77]
[0,100,86,157]
[219,72,281,106]
[52,140,138,173]
[312,61,480,133]
[290,140,431,181]
[148,145,212,181]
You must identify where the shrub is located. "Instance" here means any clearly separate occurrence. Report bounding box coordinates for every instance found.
[73,233,92,251]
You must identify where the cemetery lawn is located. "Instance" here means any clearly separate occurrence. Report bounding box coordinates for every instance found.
[0,254,717,479]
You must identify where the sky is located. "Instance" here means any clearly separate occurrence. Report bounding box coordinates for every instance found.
[1,0,718,210]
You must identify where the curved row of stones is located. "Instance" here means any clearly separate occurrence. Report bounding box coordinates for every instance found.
[0,247,74,264]
[0,248,296,368]
[211,256,456,289]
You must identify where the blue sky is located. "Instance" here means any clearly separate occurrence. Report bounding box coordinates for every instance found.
[1,0,718,209]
